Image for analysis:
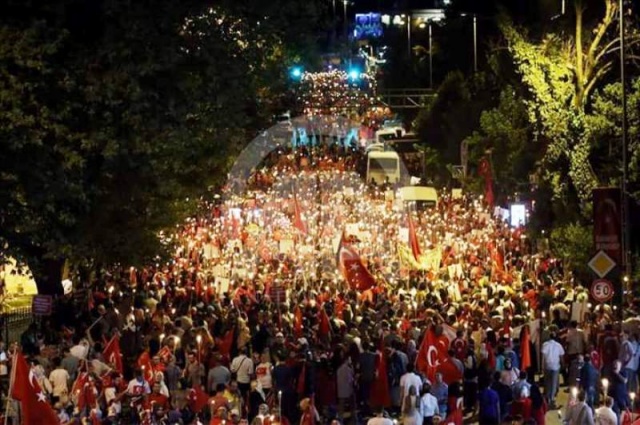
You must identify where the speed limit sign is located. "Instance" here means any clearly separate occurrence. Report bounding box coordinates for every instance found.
[591,279,614,303]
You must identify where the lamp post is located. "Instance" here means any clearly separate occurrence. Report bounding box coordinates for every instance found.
[407,15,411,57]
[619,0,631,286]
[427,22,433,88]
[473,14,478,73]
[343,0,348,40]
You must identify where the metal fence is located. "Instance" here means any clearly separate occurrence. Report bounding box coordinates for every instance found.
[0,307,32,344]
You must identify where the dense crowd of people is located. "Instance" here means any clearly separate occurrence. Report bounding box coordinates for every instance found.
[0,141,637,425]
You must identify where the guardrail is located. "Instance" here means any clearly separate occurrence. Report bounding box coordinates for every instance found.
[0,306,33,344]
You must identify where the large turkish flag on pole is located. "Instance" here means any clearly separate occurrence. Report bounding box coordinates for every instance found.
[336,231,376,291]
[416,327,462,384]
[11,352,60,425]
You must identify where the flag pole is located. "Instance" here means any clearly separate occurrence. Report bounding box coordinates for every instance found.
[4,350,18,425]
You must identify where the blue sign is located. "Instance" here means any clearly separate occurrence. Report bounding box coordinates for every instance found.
[354,13,383,39]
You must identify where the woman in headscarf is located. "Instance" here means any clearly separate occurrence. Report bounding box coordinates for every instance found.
[401,385,423,425]
[406,340,417,366]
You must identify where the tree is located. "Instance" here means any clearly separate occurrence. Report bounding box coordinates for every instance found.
[464,87,539,204]
[501,0,640,211]
[413,71,497,185]
[587,78,640,198]
[550,222,593,280]
[0,2,316,293]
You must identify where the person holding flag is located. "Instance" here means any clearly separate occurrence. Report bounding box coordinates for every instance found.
[9,351,61,425]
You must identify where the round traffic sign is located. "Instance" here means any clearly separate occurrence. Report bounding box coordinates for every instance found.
[590,279,614,303]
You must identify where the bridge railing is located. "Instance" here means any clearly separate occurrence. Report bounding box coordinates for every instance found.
[378,88,435,109]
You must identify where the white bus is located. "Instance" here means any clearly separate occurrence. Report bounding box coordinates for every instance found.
[367,151,401,185]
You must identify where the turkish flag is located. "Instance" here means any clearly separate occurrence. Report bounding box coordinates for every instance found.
[71,372,98,413]
[407,213,422,260]
[337,232,376,292]
[137,351,155,385]
[10,352,60,425]
[293,195,308,235]
[416,328,461,384]
[188,385,209,413]
[478,157,494,207]
[294,306,303,338]
[370,350,391,408]
[318,307,331,338]
[218,328,235,357]
[103,335,123,374]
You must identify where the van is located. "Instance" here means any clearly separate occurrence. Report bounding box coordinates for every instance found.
[398,186,438,208]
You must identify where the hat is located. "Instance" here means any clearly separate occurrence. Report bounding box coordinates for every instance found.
[298,337,308,346]
[276,332,284,338]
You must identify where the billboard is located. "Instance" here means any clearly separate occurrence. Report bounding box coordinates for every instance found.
[354,13,383,39]
[593,187,622,264]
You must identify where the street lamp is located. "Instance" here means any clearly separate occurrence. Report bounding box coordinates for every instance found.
[620,0,631,285]
[343,0,348,40]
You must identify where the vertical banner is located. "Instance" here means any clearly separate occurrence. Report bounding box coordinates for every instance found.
[592,187,622,312]
[593,187,622,264]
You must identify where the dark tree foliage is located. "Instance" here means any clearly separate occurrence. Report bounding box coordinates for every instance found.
[0,0,323,293]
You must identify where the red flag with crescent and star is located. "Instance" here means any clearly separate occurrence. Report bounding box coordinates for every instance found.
[416,328,462,384]
[71,372,98,413]
[137,351,155,385]
[336,230,376,292]
[11,352,60,425]
[478,157,494,208]
[103,334,124,374]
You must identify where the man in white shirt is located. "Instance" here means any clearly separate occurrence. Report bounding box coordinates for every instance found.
[49,358,70,402]
[366,406,393,425]
[230,348,254,398]
[127,369,151,412]
[542,333,565,409]
[399,363,422,398]
[420,384,439,425]
[595,396,617,425]
[619,332,639,393]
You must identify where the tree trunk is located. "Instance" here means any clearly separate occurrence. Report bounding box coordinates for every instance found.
[32,257,65,295]
[574,0,585,108]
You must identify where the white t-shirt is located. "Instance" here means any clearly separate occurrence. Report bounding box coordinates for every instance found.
[542,340,565,371]
[255,362,272,389]
[230,355,254,384]
[0,351,7,376]
[126,379,151,398]
[70,343,89,360]
[367,417,393,425]
[399,372,423,397]
[420,393,439,417]
[595,406,617,425]
[49,368,70,396]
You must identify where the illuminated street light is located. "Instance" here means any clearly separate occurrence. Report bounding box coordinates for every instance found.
[290,66,303,80]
